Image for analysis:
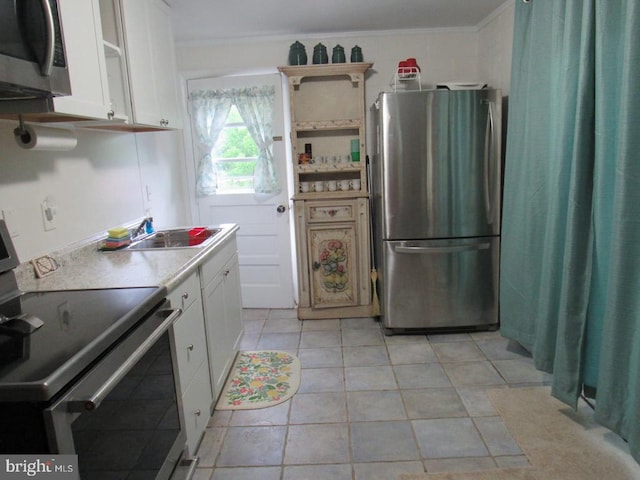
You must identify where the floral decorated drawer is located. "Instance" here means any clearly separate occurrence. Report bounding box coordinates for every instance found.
[306,201,356,223]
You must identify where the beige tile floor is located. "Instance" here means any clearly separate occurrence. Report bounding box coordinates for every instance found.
[192,309,555,480]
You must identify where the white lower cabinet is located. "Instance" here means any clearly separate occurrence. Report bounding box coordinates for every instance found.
[169,233,244,457]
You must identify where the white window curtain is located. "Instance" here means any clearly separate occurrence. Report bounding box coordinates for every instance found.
[188,85,280,196]
[188,89,232,196]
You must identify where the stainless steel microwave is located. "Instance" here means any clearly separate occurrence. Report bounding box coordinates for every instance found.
[0,0,71,113]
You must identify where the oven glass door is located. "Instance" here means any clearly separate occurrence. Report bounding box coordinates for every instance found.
[72,331,181,478]
[45,307,184,480]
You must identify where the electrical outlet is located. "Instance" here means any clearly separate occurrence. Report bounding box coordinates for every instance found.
[41,200,56,231]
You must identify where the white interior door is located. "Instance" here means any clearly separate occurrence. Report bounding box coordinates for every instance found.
[187,74,294,308]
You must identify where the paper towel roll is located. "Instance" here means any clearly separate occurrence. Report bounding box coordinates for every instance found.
[14,125,78,151]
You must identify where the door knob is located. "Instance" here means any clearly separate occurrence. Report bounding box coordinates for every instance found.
[276,205,286,213]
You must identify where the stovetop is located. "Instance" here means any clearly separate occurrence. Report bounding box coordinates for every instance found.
[0,286,166,402]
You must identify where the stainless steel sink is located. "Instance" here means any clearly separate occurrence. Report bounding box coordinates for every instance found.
[127,227,223,250]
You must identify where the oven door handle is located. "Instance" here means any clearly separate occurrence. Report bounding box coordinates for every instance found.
[67,307,181,413]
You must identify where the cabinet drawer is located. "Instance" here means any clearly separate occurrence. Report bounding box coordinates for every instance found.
[172,302,208,394]
[181,362,213,457]
[306,200,356,223]
[168,271,200,312]
[201,237,237,287]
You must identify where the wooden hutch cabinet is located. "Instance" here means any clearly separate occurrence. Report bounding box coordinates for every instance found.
[278,63,374,319]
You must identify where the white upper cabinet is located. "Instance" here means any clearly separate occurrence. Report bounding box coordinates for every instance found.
[120,0,182,129]
[8,0,181,130]
[51,0,114,120]
[149,1,181,128]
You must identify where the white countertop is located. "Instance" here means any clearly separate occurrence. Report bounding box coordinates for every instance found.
[15,224,239,293]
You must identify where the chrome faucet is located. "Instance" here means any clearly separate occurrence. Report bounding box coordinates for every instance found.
[131,217,153,240]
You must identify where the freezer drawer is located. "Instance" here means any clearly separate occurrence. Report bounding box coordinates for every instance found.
[381,237,499,331]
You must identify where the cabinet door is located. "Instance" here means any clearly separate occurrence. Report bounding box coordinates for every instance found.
[120,0,180,128]
[119,0,157,126]
[202,253,243,399]
[222,253,243,359]
[202,271,229,399]
[307,223,359,308]
[53,0,112,119]
[147,0,181,128]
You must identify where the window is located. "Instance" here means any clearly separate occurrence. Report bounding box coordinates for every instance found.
[213,105,259,193]
[189,83,279,196]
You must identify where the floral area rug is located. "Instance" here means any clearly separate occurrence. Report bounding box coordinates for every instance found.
[215,351,301,410]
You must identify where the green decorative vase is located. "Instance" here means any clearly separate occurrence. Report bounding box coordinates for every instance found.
[332,45,346,63]
[288,41,307,65]
[312,43,328,64]
[350,45,363,63]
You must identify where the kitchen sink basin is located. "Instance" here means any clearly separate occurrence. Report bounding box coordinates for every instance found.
[127,227,223,250]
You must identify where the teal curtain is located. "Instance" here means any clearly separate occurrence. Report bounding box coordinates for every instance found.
[591,0,640,460]
[501,0,640,464]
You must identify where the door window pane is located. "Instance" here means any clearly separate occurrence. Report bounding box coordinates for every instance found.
[213,106,258,193]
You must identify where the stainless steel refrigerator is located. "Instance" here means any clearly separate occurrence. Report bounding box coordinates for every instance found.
[371,89,502,333]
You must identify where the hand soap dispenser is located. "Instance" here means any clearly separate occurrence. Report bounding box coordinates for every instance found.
[145,218,154,234]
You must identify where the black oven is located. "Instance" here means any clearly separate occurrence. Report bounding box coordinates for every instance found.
[46,302,184,479]
[0,221,190,479]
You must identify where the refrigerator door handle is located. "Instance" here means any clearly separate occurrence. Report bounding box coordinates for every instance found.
[394,242,491,254]
[484,99,495,224]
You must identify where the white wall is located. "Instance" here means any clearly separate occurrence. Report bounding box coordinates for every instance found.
[0,121,188,261]
[175,3,514,158]
[478,1,515,95]
[176,0,515,98]
[177,28,481,108]
[136,129,190,229]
